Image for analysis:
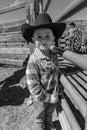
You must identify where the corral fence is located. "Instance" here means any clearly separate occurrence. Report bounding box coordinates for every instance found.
[0,0,36,66]
[0,0,87,130]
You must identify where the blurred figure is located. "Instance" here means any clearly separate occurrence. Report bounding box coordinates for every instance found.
[67,22,82,53]
[68,22,77,51]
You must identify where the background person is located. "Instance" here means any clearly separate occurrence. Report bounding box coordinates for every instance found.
[68,22,83,53]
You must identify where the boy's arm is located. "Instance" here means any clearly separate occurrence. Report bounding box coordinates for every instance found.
[26,61,51,102]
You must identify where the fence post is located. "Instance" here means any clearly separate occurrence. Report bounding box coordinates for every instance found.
[85,107,87,130]
[25,0,43,24]
[25,0,43,54]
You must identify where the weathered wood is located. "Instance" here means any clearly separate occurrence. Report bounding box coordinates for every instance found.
[0,34,25,43]
[3,26,21,33]
[44,0,51,13]
[0,26,21,36]
[59,111,71,130]
[0,48,30,54]
[85,108,87,130]
[61,99,81,130]
[0,0,26,14]
[71,74,87,90]
[60,74,87,118]
[0,19,25,29]
[0,42,26,47]
[67,75,87,99]
[0,58,24,66]
[0,31,21,36]
[0,47,30,66]
[55,0,87,22]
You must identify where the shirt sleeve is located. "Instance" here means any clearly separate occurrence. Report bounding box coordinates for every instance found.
[26,61,51,102]
[73,29,87,54]
[76,45,87,54]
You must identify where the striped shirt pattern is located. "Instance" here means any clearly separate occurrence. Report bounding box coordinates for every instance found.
[78,45,87,54]
[74,28,82,52]
[60,28,87,54]
[26,48,59,102]
[74,29,87,54]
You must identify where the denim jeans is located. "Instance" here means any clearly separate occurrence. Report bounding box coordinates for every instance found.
[33,100,55,130]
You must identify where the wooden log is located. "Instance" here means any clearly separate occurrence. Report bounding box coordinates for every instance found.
[0,48,30,54]
[0,42,25,47]
[60,74,87,118]
[0,0,26,14]
[0,31,21,36]
[56,0,87,22]
[0,19,25,29]
[4,26,21,33]
[0,58,24,66]
[59,111,71,130]
[77,72,87,84]
[61,99,81,130]
[0,34,25,43]
[85,108,87,130]
[67,75,87,99]
[71,74,87,90]
[44,0,51,13]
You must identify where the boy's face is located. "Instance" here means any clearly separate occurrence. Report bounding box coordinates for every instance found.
[32,28,55,51]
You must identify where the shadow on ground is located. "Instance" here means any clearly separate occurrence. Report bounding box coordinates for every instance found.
[0,67,30,106]
[0,86,29,106]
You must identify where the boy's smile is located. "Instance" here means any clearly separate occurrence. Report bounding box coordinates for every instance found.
[32,28,55,50]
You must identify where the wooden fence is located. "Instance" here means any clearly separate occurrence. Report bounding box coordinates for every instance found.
[0,0,30,66]
[0,0,43,66]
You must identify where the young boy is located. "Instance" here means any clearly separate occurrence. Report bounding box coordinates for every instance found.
[21,13,66,130]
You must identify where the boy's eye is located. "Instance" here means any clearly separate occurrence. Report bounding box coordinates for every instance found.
[35,35,51,41]
[36,36,42,41]
[45,35,51,39]
[37,36,42,39]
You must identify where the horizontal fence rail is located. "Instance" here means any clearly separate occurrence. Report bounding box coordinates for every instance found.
[0,19,25,29]
[0,0,26,14]
[0,33,25,43]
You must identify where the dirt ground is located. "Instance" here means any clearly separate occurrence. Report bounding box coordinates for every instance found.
[0,63,85,130]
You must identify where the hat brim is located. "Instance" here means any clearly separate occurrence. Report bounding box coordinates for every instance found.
[21,23,66,43]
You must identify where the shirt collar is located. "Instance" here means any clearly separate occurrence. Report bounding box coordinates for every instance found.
[34,48,51,60]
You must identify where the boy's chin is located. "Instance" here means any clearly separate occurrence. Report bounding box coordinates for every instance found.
[40,47,49,51]
[40,46,50,50]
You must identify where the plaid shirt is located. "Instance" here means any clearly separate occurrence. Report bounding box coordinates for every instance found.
[26,48,59,102]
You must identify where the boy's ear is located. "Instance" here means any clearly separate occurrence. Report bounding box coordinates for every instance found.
[32,38,35,42]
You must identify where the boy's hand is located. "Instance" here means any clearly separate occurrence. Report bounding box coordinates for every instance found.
[50,94,58,104]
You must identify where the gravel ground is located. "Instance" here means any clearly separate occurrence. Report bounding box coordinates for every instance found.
[0,64,85,130]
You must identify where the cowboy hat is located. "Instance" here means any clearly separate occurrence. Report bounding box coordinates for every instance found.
[21,13,66,43]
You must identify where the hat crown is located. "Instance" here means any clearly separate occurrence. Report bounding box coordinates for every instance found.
[21,13,66,43]
[33,13,52,26]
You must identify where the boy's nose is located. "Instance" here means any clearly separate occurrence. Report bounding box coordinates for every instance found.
[41,37,47,41]
[41,38,47,43]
